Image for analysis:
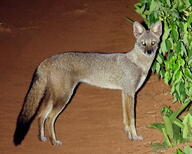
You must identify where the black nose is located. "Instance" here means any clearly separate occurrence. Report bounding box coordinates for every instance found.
[146,50,153,55]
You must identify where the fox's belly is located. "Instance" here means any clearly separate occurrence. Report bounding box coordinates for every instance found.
[80,79,122,90]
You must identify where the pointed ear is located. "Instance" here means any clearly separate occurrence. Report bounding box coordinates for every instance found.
[133,21,146,39]
[150,21,162,38]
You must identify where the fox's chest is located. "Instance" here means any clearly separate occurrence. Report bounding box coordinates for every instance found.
[136,73,148,92]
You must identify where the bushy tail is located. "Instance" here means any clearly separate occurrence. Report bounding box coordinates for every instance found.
[13,74,46,146]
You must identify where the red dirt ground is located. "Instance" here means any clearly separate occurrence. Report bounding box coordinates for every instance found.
[0,0,180,153]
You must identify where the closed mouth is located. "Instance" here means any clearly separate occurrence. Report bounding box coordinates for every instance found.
[144,50,154,55]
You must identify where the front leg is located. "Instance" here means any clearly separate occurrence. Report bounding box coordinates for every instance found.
[121,91,143,140]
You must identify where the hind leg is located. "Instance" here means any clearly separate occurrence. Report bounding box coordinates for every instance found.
[46,77,77,146]
[43,71,78,146]
[46,91,73,146]
[38,96,53,142]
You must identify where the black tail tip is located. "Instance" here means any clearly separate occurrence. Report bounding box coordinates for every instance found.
[13,119,31,146]
[13,136,22,146]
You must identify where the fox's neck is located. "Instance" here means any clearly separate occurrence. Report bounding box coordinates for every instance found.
[126,46,156,73]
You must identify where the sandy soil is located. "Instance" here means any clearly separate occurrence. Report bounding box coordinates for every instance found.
[0,0,179,153]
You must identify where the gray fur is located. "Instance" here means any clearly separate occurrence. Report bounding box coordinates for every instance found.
[15,21,162,146]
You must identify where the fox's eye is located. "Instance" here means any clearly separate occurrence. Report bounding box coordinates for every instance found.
[141,41,146,46]
[151,41,156,45]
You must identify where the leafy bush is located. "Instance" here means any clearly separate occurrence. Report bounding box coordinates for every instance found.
[134,0,192,150]
[135,0,192,104]
[148,105,192,149]
[175,146,192,154]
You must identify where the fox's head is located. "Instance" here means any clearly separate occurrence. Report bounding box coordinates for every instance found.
[133,21,162,56]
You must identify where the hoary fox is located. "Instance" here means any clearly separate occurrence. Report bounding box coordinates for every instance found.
[14,21,162,146]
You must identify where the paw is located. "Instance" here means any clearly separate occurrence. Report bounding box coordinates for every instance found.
[125,130,143,141]
[123,126,143,141]
[131,135,143,141]
[39,136,48,142]
[128,133,143,141]
[52,140,63,146]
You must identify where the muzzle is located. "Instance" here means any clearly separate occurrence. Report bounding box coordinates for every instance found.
[145,50,154,55]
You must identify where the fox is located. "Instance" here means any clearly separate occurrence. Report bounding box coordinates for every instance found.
[13,21,162,146]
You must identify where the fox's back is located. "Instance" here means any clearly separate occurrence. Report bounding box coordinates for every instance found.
[38,52,139,90]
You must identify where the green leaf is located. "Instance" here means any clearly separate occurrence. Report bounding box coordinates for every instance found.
[162,127,172,147]
[162,27,171,41]
[135,5,146,15]
[160,40,168,54]
[147,123,164,132]
[156,62,161,73]
[181,42,187,56]
[164,71,171,84]
[160,69,165,78]
[186,86,192,97]
[156,54,164,64]
[172,63,179,72]
[184,68,192,82]
[184,146,192,154]
[174,82,187,102]
[183,113,192,140]
[166,0,171,7]
[161,106,173,116]
[188,57,192,66]
[184,0,192,8]
[173,91,179,102]
[177,56,185,67]
[149,0,160,12]
[175,149,183,154]
[149,12,157,24]
[172,25,179,41]
[165,39,172,51]
[164,60,171,70]
[172,70,182,84]
[183,23,189,45]
[152,61,157,72]
[172,123,183,144]
[179,82,187,102]
[188,16,192,25]
[168,52,177,63]
[175,41,181,54]
[163,115,174,140]
[178,0,185,11]
[174,119,183,129]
